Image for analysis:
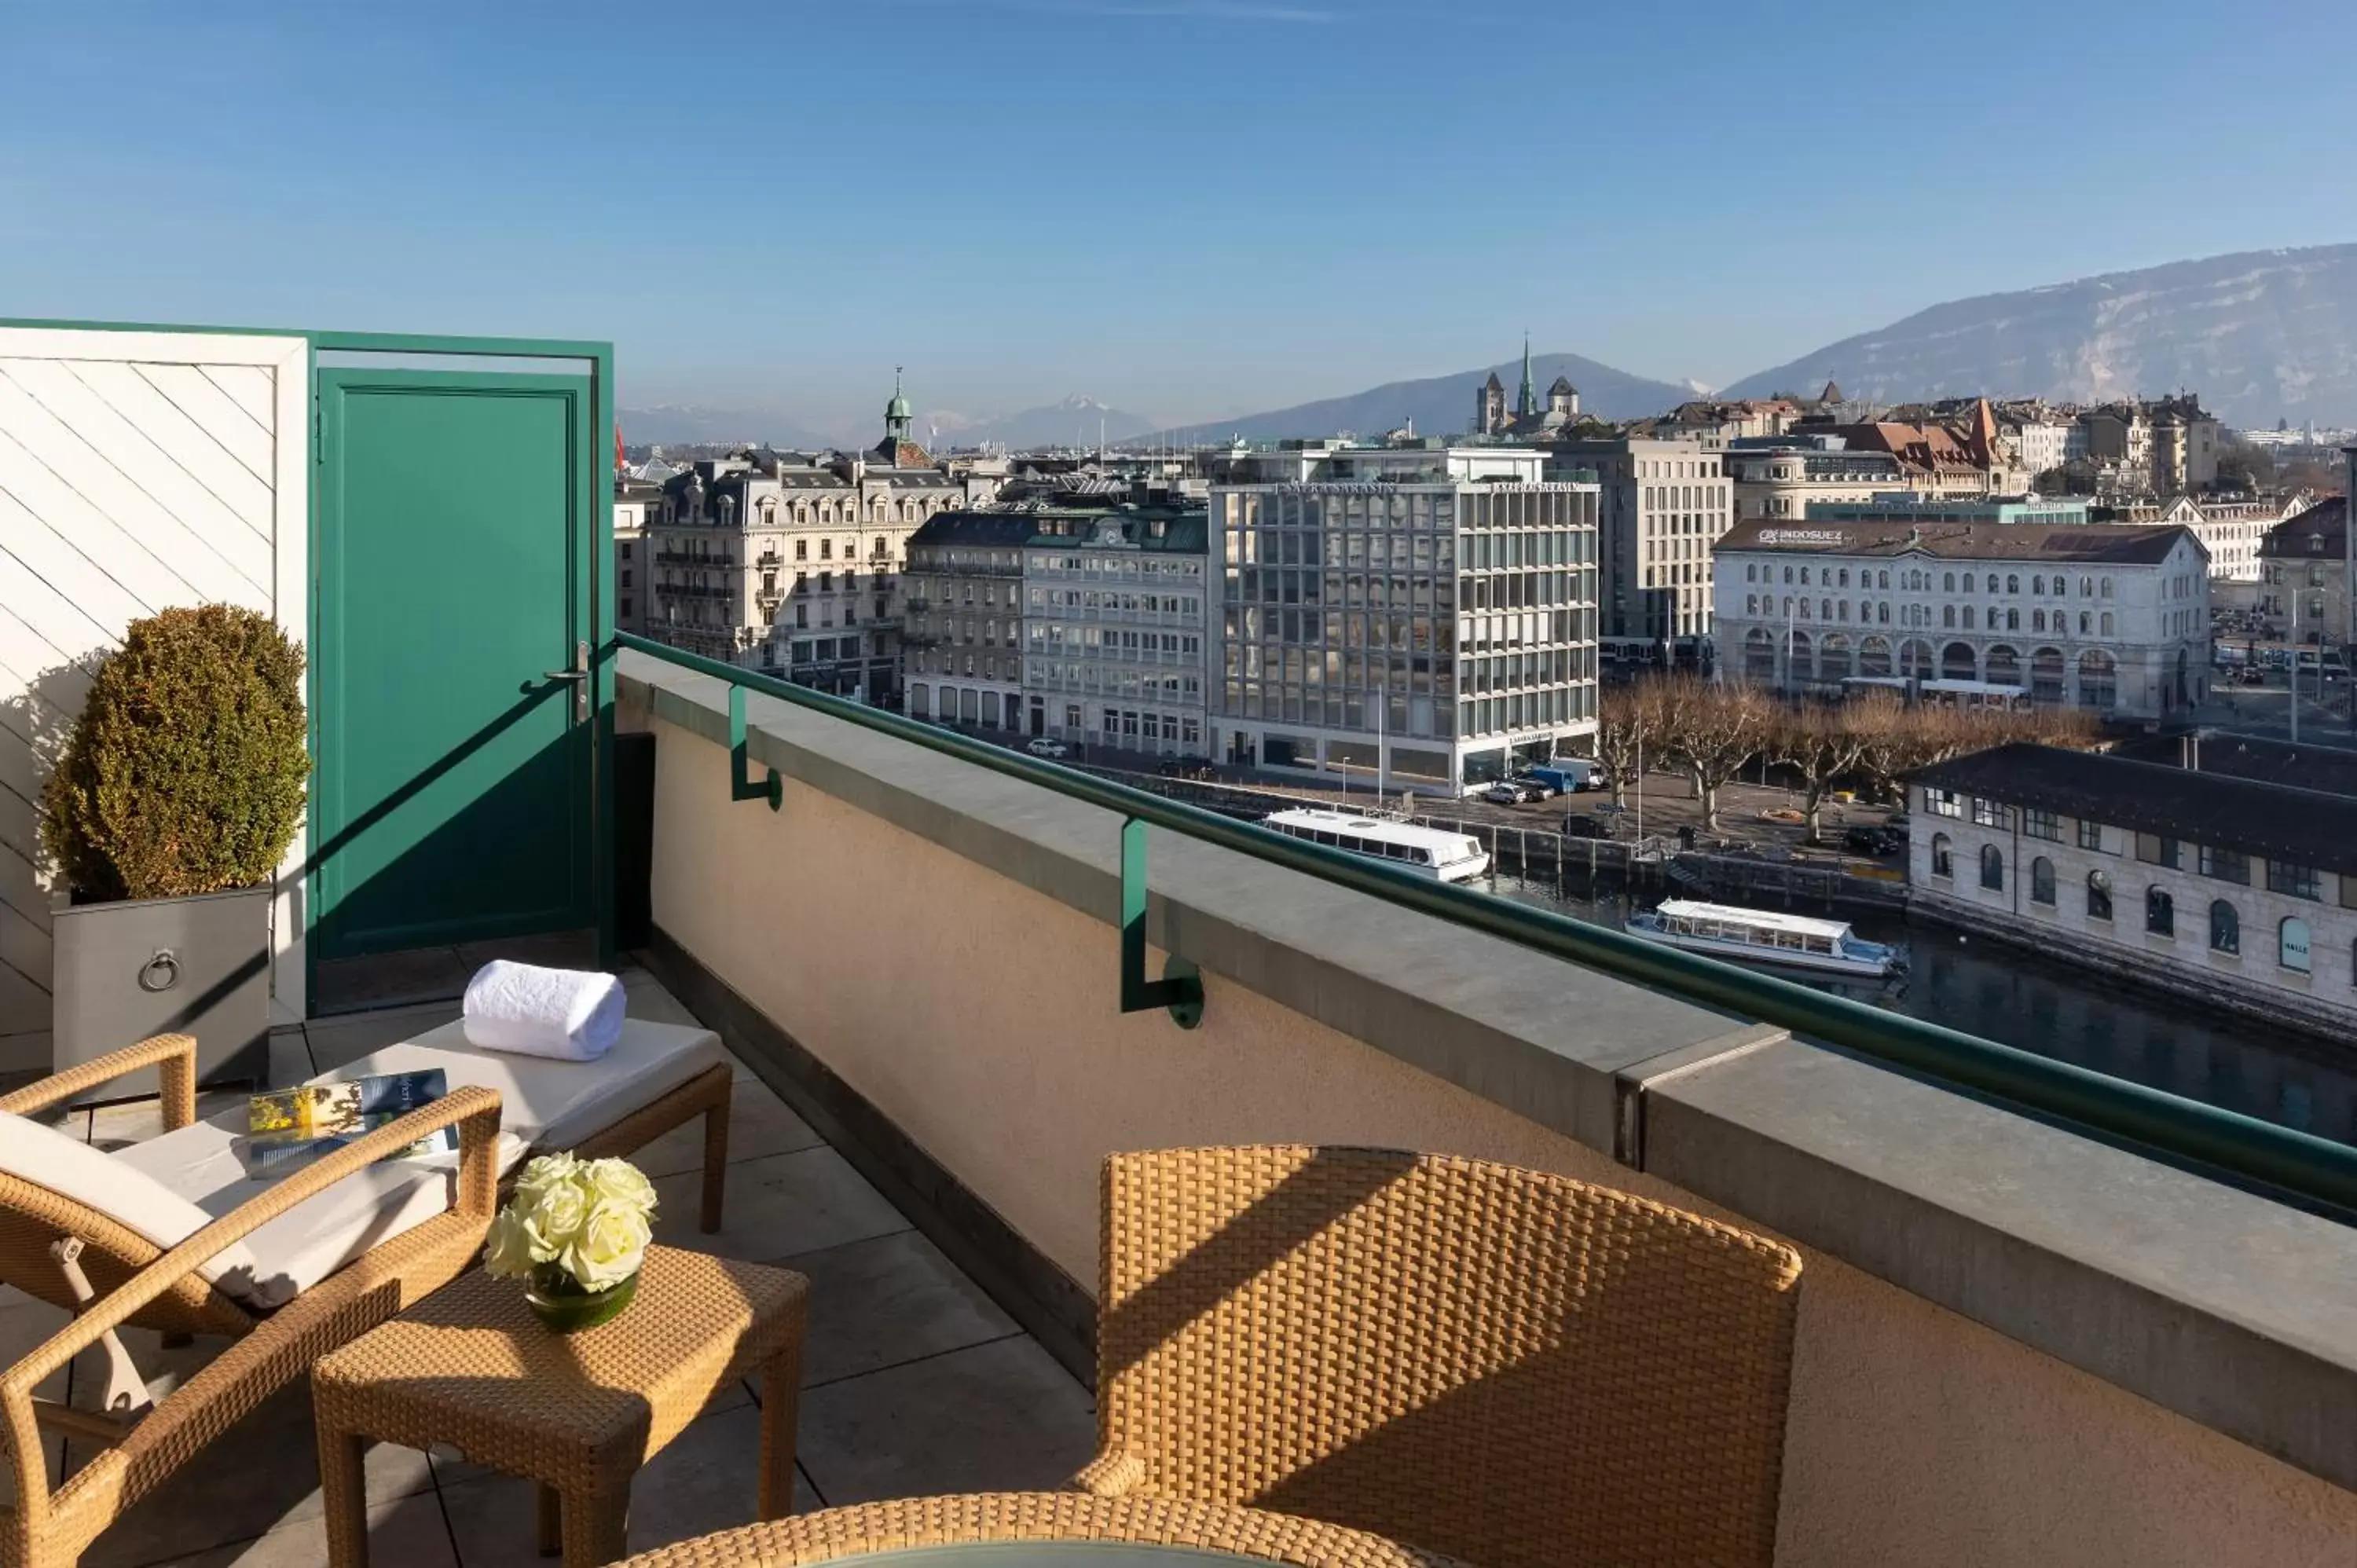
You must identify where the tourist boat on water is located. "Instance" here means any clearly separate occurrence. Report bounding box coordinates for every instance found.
[1260,808,1490,884]
[1625,899,1902,978]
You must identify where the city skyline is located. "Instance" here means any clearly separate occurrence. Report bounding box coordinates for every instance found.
[4,1,2352,430]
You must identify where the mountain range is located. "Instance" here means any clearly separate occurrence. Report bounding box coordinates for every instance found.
[623,244,2357,454]
[1723,244,2357,427]
[1139,354,1693,447]
[921,394,1158,452]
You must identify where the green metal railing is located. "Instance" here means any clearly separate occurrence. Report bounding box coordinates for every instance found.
[615,631,2357,1216]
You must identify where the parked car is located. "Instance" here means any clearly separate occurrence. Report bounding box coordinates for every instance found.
[1482,781,1543,805]
[2235,667,2267,686]
[1559,813,1613,840]
[1843,826,1903,856]
[1509,771,1564,799]
[1025,738,1070,758]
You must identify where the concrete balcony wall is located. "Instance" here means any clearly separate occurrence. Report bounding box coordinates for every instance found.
[621,654,2357,1568]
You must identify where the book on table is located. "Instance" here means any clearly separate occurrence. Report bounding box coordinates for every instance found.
[240,1070,453,1177]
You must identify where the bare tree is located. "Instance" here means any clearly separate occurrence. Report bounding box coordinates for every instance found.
[1657,675,1769,832]
[1772,702,1873,844]
[1593,681,1666,808]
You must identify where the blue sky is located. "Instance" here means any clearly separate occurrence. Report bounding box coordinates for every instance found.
[4,1,2352,434]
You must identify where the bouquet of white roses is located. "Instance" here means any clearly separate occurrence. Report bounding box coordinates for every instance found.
[483,1152,658,1297]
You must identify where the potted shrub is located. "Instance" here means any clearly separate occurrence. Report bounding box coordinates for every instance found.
[42,606,309,1094]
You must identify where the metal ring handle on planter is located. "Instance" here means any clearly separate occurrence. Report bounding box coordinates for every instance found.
[137,950,181,994]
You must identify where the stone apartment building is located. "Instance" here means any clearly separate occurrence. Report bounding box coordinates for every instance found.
[1711,518,2212,719]
[1725,438,1914,525]
[1544,434,1729,658]
[898,499,1212,757]
[1908,742,2357,1040]
[2243,497,2353,645]
[2080,395,2221,495]
[640,378,1000,702]
[900,511,1034,731]
[1209,444,1600,792]
[614,475,659,636]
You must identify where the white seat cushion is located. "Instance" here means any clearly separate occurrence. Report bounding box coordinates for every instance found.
[0,1111,273,1305]
[319,1017,728,1153]
[112,1109,528,1311]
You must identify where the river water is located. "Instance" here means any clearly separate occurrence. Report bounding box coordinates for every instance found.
[1492,877,2357,1151]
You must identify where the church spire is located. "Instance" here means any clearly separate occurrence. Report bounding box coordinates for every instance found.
[1516,332,1536,419]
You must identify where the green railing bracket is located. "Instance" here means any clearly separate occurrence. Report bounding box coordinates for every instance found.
[728,687,783,811]
[616,633,2357,1217]
[1120,817,1204,1028]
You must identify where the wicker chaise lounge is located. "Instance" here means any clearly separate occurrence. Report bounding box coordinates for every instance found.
[0,1034,505,1568]
[1076,1145,1806,1568]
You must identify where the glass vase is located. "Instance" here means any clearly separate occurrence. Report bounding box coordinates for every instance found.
[523,1262,641,1334]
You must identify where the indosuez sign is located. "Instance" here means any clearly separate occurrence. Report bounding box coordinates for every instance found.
[1754,529,1849,547]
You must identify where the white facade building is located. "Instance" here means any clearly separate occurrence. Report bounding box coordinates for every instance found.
[1546,436,1730,653]
[1210,445,1600,793]
[1711,518,2212,720]
[1908,742,2357,1042]
[2009,418,2073,478]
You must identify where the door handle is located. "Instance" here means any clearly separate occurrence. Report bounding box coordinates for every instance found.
[546,641,591,720]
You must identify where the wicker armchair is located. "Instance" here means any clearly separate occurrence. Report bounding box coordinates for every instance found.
[0,1035,503,1568]
[1078,1145,1805,1568]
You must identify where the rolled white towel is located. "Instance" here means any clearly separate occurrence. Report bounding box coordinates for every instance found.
[461,961,625,1062]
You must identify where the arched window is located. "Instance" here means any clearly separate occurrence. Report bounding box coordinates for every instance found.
[2080,648,2117,709]
[1746,563,1758,582]
[1980,844,2004,891]
[1877,570,1890,589]
[2007,574,2020,594]
[1984,645,2021,684]
[2209,899,2240,954]
[1930,833,1953,878]
[1963,606,1977,630]
[2146,886,2174,936]
[1963,573,1976,592]
[2007,609,2020,631]
[1838,568,1850,587]
[2079,610,2092,635]
[1820,598,1831,621]
[2100,611,2115,636]
[2101,577,2114,599]
[1942,640,1976,680]
[2031,856,2055,906]
[2281,918,2313,973]
[1878,602,1890,624]
[2032,576,2044,595]
[1943,572,1956,592]
[2087,869,2113,921]
[1942,604,1956,628]
[2032,609,2046,632]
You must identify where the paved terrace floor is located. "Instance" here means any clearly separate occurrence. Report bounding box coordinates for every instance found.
[0,968,1098,1566]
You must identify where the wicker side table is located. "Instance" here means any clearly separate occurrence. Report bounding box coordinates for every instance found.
[313,1245,809,1568]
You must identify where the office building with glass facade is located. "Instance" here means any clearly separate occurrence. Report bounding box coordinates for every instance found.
[1208,445,1600,793]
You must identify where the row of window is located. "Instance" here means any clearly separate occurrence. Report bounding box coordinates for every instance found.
[1927,793,2333,902]
[1935,840,2324,974]
[1743,563,2120,597]
[1740,595,2121,636]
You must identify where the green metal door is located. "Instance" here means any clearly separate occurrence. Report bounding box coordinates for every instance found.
[311,370,596,965]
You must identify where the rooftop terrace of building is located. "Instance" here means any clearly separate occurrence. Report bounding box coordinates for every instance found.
[599,640,2357,1567]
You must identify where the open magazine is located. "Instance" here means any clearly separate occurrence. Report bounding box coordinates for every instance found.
[239,1069,454,1177]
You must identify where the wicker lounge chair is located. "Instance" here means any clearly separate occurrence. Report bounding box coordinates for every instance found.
[0,1033,505,1568]
[1076,1145,1806,1568]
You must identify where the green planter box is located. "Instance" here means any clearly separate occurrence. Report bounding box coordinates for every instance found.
[52,885,273,1103]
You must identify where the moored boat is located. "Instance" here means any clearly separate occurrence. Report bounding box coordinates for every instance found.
[1260,808,1490,884]
[1625,899,1901,978]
